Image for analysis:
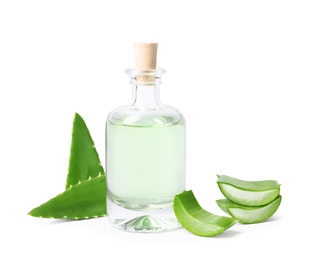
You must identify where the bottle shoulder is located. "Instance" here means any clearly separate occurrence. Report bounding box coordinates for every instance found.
[107,104,185,127]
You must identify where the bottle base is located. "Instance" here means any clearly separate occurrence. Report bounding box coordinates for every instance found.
[107,197,181,233]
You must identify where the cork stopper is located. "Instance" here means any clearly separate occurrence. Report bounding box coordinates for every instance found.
[134,42,158,82]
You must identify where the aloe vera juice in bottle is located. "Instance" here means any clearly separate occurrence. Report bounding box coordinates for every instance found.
[106,43,186,232]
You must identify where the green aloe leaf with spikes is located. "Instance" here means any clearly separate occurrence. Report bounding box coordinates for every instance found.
[28,175,106,219]
[28,113,106,219]
[66,113,105,189]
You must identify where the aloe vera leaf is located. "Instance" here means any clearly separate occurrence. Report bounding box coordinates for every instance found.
[28,175,106,219]
[66,113,105,189]
[216,196,282,224]
[173,190,237,237]
[217,175,281,206]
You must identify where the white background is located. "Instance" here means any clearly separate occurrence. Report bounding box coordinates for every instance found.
[0,0,310,259]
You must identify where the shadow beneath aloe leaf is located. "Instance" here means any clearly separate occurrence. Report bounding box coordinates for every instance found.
[213,230,241,238]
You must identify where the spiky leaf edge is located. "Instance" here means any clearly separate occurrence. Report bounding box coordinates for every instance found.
[66,113,105,189]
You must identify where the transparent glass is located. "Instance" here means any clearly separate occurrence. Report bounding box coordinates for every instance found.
[106,68,186,232]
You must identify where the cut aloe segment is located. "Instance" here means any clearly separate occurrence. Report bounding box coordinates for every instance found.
[173,190,237,237]
[28,175,106,219]
[216,196,282,224]
[217,175,281,206]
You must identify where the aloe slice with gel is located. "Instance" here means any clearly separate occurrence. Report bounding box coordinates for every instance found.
[216,196,282,224]
[217,175,281,206]
[173,190,237,237]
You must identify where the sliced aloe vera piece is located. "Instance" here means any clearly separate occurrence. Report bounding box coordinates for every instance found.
[28,175,106,219]
[66,113,105,189]
[216,196,282,224]
[173,190,237,237]
[217,175,281,206]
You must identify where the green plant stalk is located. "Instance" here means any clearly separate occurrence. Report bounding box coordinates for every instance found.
[28,175,106,219]
[173,190,237,237]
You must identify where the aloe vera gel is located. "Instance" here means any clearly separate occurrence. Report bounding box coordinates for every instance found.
[106,43,186,232]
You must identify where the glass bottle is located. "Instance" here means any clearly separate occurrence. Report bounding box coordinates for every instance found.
[106,43,186,232]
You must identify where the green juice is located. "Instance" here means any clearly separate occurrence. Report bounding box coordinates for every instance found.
[106,120,186,210]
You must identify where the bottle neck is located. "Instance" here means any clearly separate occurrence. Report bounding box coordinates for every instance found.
[131,84,161,107]
[126,68,166,108]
